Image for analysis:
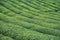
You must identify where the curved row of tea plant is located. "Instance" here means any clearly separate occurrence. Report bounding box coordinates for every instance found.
[0,34,14,40]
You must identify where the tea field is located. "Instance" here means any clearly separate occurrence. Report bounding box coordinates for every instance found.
[0,0,60,40]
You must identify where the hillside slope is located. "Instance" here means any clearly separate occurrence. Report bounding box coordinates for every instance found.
[0,0,60,40]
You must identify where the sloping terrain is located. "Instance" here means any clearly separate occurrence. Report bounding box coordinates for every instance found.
[0,0,60,40]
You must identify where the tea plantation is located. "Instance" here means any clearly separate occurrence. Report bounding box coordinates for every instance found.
[0,0,60,40]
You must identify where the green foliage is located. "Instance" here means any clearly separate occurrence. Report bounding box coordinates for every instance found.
[0,21,60,40]
[0,34,14,40]
[0,0,60,40]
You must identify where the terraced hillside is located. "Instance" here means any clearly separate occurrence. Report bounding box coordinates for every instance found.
[0,0,60,40]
